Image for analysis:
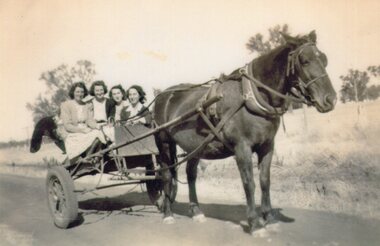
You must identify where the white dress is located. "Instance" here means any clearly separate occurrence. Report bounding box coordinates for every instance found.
[64,103,106,159]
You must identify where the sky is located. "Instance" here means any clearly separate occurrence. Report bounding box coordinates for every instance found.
[0,0,379,141]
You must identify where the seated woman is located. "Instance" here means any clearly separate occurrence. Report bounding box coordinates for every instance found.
[115,85,157,158]
[121,85,152,127]
[60,82,106,162]
[87,80,114,127]
[108,84,129,123]
[100,84,129,143]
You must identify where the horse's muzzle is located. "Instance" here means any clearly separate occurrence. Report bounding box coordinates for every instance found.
[315,94,336,113]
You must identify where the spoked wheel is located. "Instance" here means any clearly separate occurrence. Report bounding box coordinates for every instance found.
[46,166,78,229]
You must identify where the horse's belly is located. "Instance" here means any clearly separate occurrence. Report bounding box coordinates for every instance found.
[171,129,232,159]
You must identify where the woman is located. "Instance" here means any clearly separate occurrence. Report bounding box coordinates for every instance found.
[87,80,114,126]
[122,85,152,127]
[108,84,129,123]
[60,82,106,161]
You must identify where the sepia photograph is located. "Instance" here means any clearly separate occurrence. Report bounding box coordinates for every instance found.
[0,0,379,245]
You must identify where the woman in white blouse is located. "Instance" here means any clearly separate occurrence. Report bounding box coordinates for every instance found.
[87,80,113,127]
[122,85,152,127]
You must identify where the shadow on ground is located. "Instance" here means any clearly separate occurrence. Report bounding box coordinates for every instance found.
[78,191,294,228]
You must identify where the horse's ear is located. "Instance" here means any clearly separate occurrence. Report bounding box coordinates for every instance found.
[280,32,298,46]
[308,30,317,43]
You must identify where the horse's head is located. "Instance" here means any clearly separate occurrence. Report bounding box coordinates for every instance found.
[282,31,337,113]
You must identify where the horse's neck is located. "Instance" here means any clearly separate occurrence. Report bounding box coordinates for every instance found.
[250,47,291,106]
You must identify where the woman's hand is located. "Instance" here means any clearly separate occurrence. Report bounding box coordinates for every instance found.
[126,120,135,126]
[80,127,91,134]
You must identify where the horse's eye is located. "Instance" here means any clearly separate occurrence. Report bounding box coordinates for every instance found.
[301,60,310,66]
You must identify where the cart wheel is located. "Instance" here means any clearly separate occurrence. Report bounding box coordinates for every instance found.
[46,166,78,229]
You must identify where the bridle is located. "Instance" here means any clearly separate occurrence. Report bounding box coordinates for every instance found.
[286,42,328,103]
[239,41,329,116]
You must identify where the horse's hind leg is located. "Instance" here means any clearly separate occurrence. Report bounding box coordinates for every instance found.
[156,139,176,224]
[235,142,261,233]
[187,158,206,222]
[258,141,275,223]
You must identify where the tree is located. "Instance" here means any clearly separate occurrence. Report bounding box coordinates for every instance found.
[365,65,380,100]
[367,65,380,77]
[27,60,96,123]
[246,24,289,55]
[366,85,380,100]
[339,69,369,103]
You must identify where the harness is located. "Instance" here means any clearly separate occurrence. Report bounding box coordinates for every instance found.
[240,42,328,117]
[192,42,328,153]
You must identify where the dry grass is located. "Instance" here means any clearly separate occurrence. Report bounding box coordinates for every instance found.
[193,100,380,219]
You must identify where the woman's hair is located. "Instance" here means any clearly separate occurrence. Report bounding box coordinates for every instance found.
[108,84,126,101]
[126,85,146,104]
[89,80,108,96]
[68,82,88,99]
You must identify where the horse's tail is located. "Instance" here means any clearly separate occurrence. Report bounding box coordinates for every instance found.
[30,116,63,153]
[30,119,45,153]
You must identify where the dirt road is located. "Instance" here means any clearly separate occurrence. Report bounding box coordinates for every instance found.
[0,173,379,246]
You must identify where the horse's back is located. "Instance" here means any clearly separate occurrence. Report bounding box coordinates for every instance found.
[154,84,209,124]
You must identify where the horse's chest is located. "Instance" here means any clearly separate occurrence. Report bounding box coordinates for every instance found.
[224,115,280,145]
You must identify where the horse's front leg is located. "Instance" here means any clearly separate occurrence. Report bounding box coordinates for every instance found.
[235,142,261,233]
[187,158,206,222]
[257,141,275,223]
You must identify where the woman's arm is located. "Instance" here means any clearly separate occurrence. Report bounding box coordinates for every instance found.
[85,103,98,129]
[61,101,86,133]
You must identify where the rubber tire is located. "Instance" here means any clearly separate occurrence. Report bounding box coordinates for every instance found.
[46,166,78,229]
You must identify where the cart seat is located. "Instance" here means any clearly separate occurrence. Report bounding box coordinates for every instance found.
[114,124,159,157]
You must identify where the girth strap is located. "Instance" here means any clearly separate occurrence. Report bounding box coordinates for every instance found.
[195,100,243,156]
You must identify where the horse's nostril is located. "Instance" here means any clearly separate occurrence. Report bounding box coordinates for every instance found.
[324,95,336,106]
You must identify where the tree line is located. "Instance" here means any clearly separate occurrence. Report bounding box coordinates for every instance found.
[339,66,380,103]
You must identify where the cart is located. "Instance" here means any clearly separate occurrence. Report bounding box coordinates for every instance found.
[45,95,222,229]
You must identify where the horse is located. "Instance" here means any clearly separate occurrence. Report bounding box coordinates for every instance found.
[30,116,66,154]
[153,31,337,233]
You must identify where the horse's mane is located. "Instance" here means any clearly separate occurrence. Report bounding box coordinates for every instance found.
[219,35,312,83]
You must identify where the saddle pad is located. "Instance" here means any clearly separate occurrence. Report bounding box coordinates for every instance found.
[114,125,159,157]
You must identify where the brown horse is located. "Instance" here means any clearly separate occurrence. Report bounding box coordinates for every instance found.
[153,31,336,233]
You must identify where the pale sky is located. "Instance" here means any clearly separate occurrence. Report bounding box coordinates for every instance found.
[0,0,379,141]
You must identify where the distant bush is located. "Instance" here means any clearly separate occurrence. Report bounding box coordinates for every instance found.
[0,139,29,149]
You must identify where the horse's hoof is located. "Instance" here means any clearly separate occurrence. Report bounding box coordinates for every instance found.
[252,228,269,238]
[163,216,175,224]
[192,213,207,223]
[264,212,277,224]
